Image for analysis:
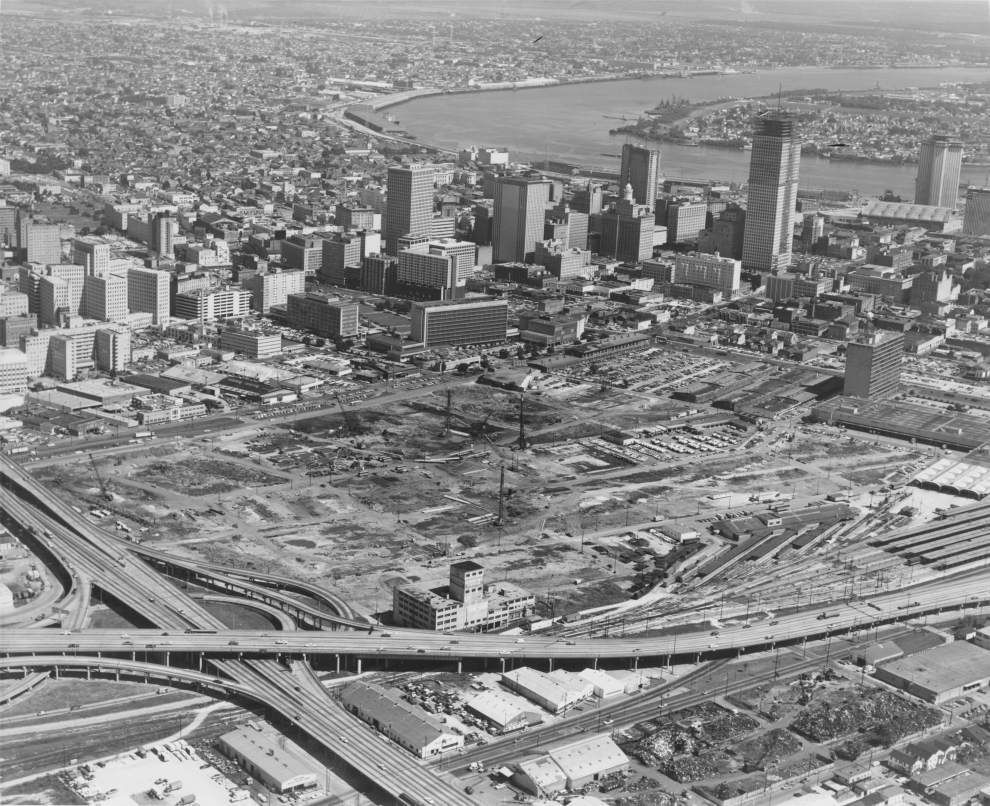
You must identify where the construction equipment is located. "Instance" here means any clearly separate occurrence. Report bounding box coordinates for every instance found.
[89,454,113,502]
[333,392,362,436]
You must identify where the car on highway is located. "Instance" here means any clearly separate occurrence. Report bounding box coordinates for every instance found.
[275,639,288,645]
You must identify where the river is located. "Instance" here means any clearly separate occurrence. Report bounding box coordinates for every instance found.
[389,66,990,198]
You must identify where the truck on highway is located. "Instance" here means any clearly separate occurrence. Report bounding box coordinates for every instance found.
[135,431,153,439]
[817,611,839,620]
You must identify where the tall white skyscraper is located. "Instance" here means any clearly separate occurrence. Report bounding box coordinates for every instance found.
[492,176,551,264]
[620,144,661,208]
[914,135,963,208]
[383,164,435,256]
[741,113,801,273]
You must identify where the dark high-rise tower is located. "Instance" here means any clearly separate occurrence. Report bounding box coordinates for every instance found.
[492,176,551,263]
[620,144,661,207]
[741,112,801,272]
[383,164,435,256]
[915,135,963,208]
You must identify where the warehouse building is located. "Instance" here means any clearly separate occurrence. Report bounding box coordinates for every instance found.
[218,727,318,793]
[466,689,542,734]
[873,641,990,704]
[512,733,628,795]
[501,667,592,714]
[340,682,463,758]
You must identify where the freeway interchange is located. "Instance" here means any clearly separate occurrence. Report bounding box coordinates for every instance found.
[1,448,989,805]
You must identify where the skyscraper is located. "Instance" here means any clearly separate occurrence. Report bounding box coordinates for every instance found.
[843,331,903,400]
[963,187,990,236]
[914,135,963,208]
[492,176,551,263]
[741,113,801,273]
[151,213,175,259]
[620,144,661,207]
[383,164,435,256]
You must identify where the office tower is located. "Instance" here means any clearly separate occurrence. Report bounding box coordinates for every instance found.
[151,213,175,259]
[493,176,552,263]
[282,235,324,276]
[0,206,18,247]
[39,276,76,326]
[741,113,801,272]
[963,187,990,236]
[127,266,171,324]
[321,234,363,286]
[359,254,397,295]
[620,144,661,207]
[471,202,494,246]
[666,201,708,244]
[71,237,110,276]
[704,204,746,259]
[914,135,963,208]
[410,298,508,347]
[285,293,359,338]
[82,273,128,322]
[544,207,589,252]
[429,216,456,240]
[242,267,305,314]
[801,214,825,252]
[570,183,603,215]
[843,331,904,400]
[22,222,62,265]
[383,164,435,256]
[589,184,656,262]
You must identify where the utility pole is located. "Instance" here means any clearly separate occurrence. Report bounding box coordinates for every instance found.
[442,389,452,437]
[517,393,527,450]
[497,465,505,527]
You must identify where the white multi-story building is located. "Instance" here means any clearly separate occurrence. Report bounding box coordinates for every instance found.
[172,287,251,323]
[0,348,28,393]
[82,273,128,322]
[673,252,742,297]
[95,325,131,373]
[71,236,111,276]
[243,268,305,313]
[127,266,171,325]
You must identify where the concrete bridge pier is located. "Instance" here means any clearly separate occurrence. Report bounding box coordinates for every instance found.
[356,658,362,674]
[548,658,553,672]
[456,659,462,674]
[593,657,599,670]
[53,665,59,679]
[499,657,506,673]
[335,654,340,673]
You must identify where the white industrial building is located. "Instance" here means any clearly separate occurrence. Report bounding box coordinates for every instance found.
[578,668,625,699]
[501,667,593,714]
[466,689,542,734]
[513,733,629,795]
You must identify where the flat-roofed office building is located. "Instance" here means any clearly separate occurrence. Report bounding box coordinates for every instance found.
[410,297,508,347]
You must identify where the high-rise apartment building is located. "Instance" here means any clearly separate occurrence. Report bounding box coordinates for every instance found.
[665,200,708,244]
[914,135,963,208]
[395,247,455,299]
[281,235,324,277]
[428,239,477,282]
[320,235,364,287]
[963,187,990,236]
[383,164,435,256]
[492,176,552,263]
[741,113,801,272]
[843,331,904,400]
[127,266,171,324]
[620,144,661,207]
[94,325,131,373]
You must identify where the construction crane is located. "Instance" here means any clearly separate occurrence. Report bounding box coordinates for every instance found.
[89,453,113,502]
[333,392,361,436]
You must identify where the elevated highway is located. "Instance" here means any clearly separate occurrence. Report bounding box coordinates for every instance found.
[0,655,475,806]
